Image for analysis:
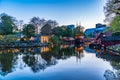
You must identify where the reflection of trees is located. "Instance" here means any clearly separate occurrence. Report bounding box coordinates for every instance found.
[0,45,84,75]
[23,48,57,72]
[104,70,120,80]
[60,46,75,59]
[0,52,18,76]
[51,45,74,59]
[23,54,47,73]
[23,52,57,73]
[50,46,61,59]
[99,54,120,80]
[98,54,120,70]
[50,45,84,60]
[111,61,120,70]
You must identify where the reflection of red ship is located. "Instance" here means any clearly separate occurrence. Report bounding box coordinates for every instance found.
[75,35,84,44]
[75,46,83,52]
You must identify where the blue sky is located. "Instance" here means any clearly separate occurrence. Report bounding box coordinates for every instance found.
[0,0,106,29]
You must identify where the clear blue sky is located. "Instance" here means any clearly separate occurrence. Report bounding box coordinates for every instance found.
[0,0,106,29]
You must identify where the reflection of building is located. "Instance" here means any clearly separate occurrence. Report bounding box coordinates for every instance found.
[41,47,50,53]
[75,45,84,63]
[60,45,69,49]
[75,46,83,52]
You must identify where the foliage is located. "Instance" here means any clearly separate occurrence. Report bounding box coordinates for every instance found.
[0,35,18,44]
[22,24,35,38]
[110,15,120,32]
[0,13,17,35]
[50,36,60,44]
[0,53,14,74]
[104,0,120,17]
[30,17,58,34]
[65,27,74,37]
[75,26,84,35]
[112,31,120,36]
[52,27,61,37]
[104,0,120,33]
[85,33,93,38]
[52,26,75,38]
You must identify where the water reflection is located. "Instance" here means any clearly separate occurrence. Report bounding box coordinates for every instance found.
[0,45,83,76]
[0,45,119,80]
[97,54,120,80]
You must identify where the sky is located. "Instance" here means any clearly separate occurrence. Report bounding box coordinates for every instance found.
[0,0,106,29]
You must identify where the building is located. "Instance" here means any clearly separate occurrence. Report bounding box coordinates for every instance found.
[41,24,52,35]
[94,24,107,38]
[67,25,75,30]
[40,24,52,43]
[40,35,50,43]
[84,28,95,38]
[96,23,106,28]
[84,23,107,38]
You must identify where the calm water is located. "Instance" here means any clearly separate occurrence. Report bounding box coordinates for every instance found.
[0,45,119,80]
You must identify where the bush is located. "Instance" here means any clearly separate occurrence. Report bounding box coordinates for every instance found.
[112,32,120,36]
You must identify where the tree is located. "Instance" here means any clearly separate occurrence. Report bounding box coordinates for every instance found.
[52,26,75,37]
[111,15,120,31]
[104,0,120,33]
[30,17,46,34]
[22,24,35,38]
[104,0,120,23]
[30,17,58,34]
[65,27,74,37]
[50,36,60,44]
[75,26,84,35]
[52,27,61,37]
[0,13,17,35]
[112,31,120,36]
[46,20,58,29]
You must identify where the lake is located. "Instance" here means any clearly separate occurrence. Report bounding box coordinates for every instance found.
[0,45,119,80]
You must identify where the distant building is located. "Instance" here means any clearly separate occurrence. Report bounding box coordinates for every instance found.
[84,23,107,38]
[67,25,75,30]
[94,24,107,38]
[96,23,106,28]
[84,28,95,38]
[41,24,52,35]
[40,24,52,43]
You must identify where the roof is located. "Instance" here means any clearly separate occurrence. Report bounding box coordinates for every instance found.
[41,24,52,35]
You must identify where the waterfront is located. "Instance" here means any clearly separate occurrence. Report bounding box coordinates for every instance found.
[0,45,119,80]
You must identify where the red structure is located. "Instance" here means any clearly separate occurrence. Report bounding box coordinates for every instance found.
[95,33,120,47]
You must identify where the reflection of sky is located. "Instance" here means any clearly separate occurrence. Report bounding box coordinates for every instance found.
[1,50,114,80]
